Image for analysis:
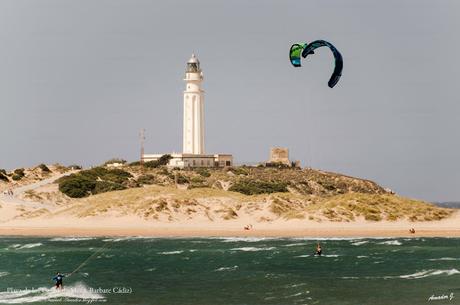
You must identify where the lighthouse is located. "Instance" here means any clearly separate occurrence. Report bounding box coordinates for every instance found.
[142,54,232,168]
[183,54,205,155]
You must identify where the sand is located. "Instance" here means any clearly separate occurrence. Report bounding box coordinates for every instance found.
[1,172,459,238]
[0,214,459,238]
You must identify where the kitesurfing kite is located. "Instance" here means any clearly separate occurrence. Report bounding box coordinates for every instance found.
[289,40,343,88]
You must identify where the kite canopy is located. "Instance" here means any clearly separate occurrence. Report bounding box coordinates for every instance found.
[289,40,343,88]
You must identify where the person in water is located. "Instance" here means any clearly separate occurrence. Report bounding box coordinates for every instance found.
[315,243,322,256]
[52,272,65,289]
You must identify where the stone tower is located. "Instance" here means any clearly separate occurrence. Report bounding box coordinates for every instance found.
[183,54,205,155]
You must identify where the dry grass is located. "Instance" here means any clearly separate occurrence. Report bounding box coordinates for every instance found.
[50,184,454,223]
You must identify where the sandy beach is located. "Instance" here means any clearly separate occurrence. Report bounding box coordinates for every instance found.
[1,213,459,237]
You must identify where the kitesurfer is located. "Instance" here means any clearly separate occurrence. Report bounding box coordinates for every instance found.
[52,272,65,289]
[315,243,322,256]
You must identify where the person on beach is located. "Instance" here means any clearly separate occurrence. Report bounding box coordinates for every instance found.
[315,243,322,256]
[52,272,65,289]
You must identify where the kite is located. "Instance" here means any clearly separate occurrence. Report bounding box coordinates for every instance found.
[289,40,343,88]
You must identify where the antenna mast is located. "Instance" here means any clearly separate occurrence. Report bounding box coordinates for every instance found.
[139,128,145,167]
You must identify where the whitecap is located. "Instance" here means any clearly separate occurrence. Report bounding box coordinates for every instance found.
[230,247,275,252]
[428,257,460,261]
[16,243,43,250]
[378,240,402,246]
[357,255,368,259]
[341,276,359,279]
[158,251,183,255]
[294,255,310,258]
[284,243,305,247]
[214,265,238,272]
[0,271,9,277]
[218,237,272,243]
[323,254,339,257]
[50,237,94,242]
[351,241,369,246]
[399,269,460,279]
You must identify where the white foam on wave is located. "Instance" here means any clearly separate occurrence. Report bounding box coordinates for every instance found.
[322,254,339,257]
[357,255,368,259]
[218,237,272,243]
[214,265,238,272]
[158,250,183,255]
[0,271,9,277]
[50,237,94,242]
[294,255,310,258]
[284,243,305,247]
[351,241,369,246]
[0,282,104,304]
[428,257,460,261]
[378,240,402,246]
[399,269,460,279]
[14,243,43,250]
[230,247,276,252]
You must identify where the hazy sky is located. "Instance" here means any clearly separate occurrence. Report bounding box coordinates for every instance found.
[0,0,459,202]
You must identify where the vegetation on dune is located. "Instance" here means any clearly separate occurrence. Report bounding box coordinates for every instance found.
[0,169,9,182]
[103,158,127,165]
[144,154,173,169]
[57,167,133,198]
[50,163,455,222]
[229,179,288,195]
[37,164,51,172]
[12,168,25,181]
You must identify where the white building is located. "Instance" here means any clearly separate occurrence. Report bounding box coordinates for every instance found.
[143,54,233,168]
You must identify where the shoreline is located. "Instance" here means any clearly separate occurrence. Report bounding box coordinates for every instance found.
[1,225,459,238]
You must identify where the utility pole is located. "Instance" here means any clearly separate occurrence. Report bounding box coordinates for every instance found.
[140,128,145,168]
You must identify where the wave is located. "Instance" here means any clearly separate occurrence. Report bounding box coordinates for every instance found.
[214,265,238,272]
[399,269,460,279]
[218,237,273,243]
[158,250,183,255]
[378,240,402,246]
[294,255,310,258]
[0,272,9,277]
[284,243,305,247]
[428,257,460,261]
[50,237,94,242]
[351,241,369,246]
[7,243,43,250]
[0,282,104,304]
[230,247,276,252]
[357,256,369,259]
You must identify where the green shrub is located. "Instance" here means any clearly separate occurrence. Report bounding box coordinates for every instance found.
[229,179,288,195]
[176,174,189,184]
[38,164,51,172]
[144,154,173,168]
[12,174,23,181]
[137,174,156,185]
[103,158,127,166]
[0,171,9,182]
[68,164,83,170]
[57,167,132,198]
[58,174,96,198]
[93,181,126,194]
[129,161,141,166]
[190,176,205,184]
[196,168,211,177]
[14,168,25,177]
[0,169,7,175]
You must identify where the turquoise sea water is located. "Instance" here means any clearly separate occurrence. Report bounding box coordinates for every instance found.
[0,237,459,304]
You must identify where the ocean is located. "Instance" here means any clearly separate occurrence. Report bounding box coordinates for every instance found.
[0,237,459,304]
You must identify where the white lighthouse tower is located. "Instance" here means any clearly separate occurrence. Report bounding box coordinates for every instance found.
[183,54,205,155]
[143,54,233,168]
